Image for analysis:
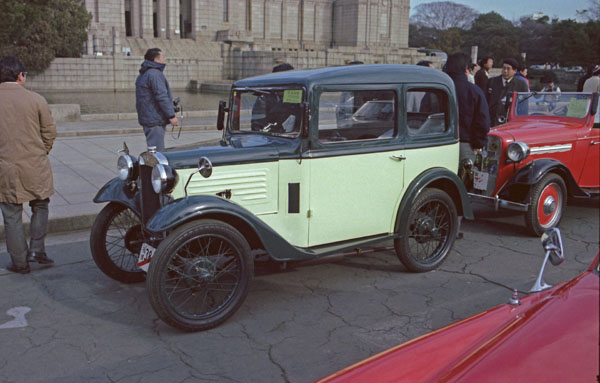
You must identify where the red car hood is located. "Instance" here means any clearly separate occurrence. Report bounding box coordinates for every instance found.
[317,256,599,383]
[491,119,582,145]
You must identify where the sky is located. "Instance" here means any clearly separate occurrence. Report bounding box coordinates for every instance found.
[409,0,591,22]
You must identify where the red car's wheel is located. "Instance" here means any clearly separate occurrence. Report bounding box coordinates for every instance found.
[525,173,566,236]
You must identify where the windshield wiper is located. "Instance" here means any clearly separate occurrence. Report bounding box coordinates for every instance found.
[518,91,538,105]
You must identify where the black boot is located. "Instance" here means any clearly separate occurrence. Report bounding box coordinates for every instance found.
[28,252,54,265]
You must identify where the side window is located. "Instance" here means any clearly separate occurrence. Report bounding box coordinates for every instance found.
[406,89,448,136]
[318,90,396,143]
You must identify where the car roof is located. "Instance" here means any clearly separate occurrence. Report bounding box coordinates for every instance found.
[232,64,454,90]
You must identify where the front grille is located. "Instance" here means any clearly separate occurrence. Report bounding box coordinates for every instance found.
[139,164,161,227]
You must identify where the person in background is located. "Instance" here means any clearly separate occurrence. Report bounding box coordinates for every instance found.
[467,63,479,84]
[578,64,597,92]
[540,76,561,92]
[444,52,490,164]
[475,56,493,93]
[135,48,179,151]
[515,64,530,90]
[251,63,295,131]
[582,65,600,92]
[407,61,434,112]
[0,56,57,274]
[487,58,529,126]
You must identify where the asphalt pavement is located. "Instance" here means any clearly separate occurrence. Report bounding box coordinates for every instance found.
[0,115,223,240]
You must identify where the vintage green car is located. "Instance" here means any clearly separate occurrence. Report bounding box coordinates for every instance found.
[90,64,473,331]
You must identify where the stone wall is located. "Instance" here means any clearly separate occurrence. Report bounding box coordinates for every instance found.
[26,56,223,92]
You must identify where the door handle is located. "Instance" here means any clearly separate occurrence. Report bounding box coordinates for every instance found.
[391,155,406,161]
[591,141,600,146]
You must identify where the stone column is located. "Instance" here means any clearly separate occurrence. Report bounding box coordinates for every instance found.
[131,0,140,37]
[157,0,167,38]
[166,0,180,39]
[140,0,153,38]
[190,0,197,39]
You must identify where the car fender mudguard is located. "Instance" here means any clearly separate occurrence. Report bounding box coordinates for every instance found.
[93,177,141,215]
[146,195,314,261]
[500,159,587,198]
[394,168,473,234]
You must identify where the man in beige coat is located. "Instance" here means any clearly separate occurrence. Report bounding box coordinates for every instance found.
[0,56,56,274]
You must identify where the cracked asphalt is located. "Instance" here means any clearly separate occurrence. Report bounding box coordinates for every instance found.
[0,198,598,383]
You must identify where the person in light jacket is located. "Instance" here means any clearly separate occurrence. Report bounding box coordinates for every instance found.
[0,56,57,274]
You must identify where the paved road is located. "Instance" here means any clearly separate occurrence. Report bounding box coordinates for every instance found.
[0,199,598,382]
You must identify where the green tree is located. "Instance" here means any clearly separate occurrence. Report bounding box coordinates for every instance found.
[434,28,464,53]
[409,25,440,48]
[518,16,552,65]
[549,20,592,67]
[0,0,91,73]
[466,12,520,64]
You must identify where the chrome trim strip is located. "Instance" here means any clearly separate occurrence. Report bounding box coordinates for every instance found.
[530,143,572,155]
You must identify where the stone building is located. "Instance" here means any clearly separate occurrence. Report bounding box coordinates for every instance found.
[29,0,435,91]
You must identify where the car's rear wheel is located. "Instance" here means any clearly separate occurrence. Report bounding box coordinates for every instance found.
[394,188,458,272]
[90,202,146,283]
[147,220,253,332]
[525,173,566,236]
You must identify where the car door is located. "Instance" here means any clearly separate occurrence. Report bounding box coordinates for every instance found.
[307,87,405,247]
[578,99,600,188]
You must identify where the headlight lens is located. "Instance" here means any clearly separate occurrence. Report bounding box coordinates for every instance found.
[507,142,530,163]
[117,154,137,181]
[151,164,178,194]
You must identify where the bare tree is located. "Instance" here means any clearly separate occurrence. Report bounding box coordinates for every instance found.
[576,0,600,20]
[411,1,479,30]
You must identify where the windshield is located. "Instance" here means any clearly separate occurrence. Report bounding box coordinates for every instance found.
[515,92,593,119]
[230,88,304,137]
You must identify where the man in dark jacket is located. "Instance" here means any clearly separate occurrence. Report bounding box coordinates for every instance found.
[487,58,529,126]
[135,48,179,150]
[445,52,490,163]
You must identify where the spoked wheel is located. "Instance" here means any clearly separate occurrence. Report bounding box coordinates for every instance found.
[525,173,566,236]
[90,202,146,283]
[147,220,253,332]
[394,188,458,272]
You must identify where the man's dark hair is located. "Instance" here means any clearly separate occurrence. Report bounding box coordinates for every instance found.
[503,58,519,70]
[444,52,469,75]
[416,60,432,67]
[518,64,528,72]
[0,56,25,83]
[477,56,493,67]
[144,48,162,62]
[348,61,364,65]
[272,63,294,73]
[468,63,477,71]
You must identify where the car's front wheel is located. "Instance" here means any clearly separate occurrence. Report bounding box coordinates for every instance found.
[525,173,566,236]
[394,188,458,272]
[90,202,146,283]
[146,220,253,332]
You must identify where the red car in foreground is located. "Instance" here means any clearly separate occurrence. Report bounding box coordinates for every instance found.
[317,230,599,383]
[463,92,599,235]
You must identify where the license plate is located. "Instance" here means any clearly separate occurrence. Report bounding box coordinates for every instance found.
[137,243,155,272]
[473,170,489,191]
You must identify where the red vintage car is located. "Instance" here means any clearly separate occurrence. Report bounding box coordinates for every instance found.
[462,92,599,235]
[317,229,600,383]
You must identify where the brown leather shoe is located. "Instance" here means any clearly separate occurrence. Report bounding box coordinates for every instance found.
[28,252,54,265]
[6,263,31,274]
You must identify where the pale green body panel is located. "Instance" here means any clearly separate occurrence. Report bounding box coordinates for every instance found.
[403,143,459,186]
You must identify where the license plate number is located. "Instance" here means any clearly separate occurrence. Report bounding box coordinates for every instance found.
[137,243,155,272]
[473,170,489,191]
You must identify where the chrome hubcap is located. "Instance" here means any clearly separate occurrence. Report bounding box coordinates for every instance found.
[543,196,556,215]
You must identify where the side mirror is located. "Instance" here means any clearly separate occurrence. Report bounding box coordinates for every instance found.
[217,100,227,131]
[302,102,310,138]
[530,228,565,292]
[591,93,599,116]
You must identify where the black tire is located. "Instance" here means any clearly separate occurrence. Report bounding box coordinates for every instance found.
[525,173,566,236]
[90,202,146,283]
[394,188,458,272]
[147,219,253,332]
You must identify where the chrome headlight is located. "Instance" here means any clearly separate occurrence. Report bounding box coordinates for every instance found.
[117,154,137,181]
[151,164,178,194]
[507,142,530,163]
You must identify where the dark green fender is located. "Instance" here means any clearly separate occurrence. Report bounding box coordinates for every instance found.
[394,167,473,236]
[93,177,141,215]
[146,195,396,262]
